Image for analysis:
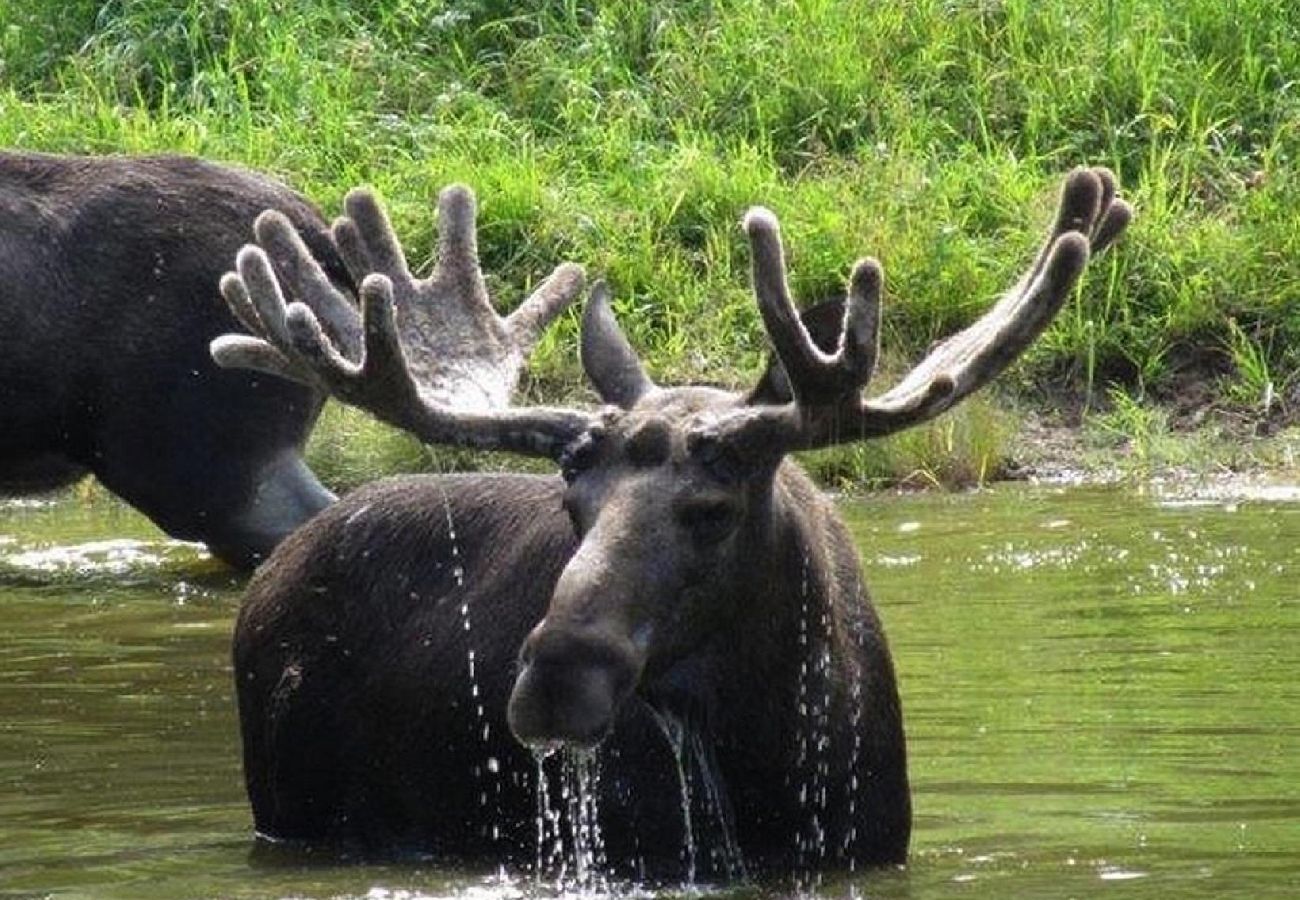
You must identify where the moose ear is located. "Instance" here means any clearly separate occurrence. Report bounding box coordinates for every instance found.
[747,298,846,405]
[581,281,655,409]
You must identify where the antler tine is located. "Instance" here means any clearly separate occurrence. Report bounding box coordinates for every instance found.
[336,188,412,283]
[1021,167,1103,286]
[218,261,267,338]
[211,241,337,389]
[507,262,586,346]
[255,209,364,359]
[211,271,309,387]
[842,257,884,389]
[860,168,1111,425]
[744,208,882,402]
[433,184,484,289]
[744,208,831,397]
[713,167,1130,454]
[227,242,361,380]
[1088,169,1134,257]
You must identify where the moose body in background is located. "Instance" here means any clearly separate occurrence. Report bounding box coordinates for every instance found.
[216,170,1130,876]
[0,152,348,568]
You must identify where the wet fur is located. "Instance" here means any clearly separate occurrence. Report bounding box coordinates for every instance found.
[235,465,910,874]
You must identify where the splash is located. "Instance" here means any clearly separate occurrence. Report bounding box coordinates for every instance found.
[2,538,198,576]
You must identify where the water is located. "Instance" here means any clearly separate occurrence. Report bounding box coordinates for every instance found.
[1,481,1297,898]
[648,709,697,884]
[531,747,607,894]
[648,708,746,884]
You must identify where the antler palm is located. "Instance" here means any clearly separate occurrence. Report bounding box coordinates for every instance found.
[213,185,583,413]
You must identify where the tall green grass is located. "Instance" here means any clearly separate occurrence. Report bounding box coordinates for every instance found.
[3,0,1297,486]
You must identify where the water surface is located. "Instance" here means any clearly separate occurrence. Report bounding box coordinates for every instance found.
[0,482,1296,898]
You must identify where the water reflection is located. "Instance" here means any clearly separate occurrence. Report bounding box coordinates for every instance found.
[0,483,1297,898]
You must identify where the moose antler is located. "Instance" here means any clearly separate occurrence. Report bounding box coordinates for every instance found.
[211,185,593,458]
[707,167,1132,452]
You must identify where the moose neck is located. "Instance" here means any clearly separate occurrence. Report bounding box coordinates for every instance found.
[651,459,855,763]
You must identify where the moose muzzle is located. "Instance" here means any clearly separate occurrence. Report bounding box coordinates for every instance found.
[506,621,643,749]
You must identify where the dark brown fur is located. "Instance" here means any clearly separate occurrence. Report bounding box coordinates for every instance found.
[235,395,910,876]
[0,152,346,567]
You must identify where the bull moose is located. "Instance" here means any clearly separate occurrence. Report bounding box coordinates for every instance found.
[1,152,573,569]
[213,169,1130,876]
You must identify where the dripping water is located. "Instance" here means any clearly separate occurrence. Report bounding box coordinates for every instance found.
[794,558,812,872]
[534,747,563,886]
[687,726,746,880]
[437,485,499,842]
[794,555,832,890]
[650,708,697,885]
[563,749,607,890]
[843,578,867,871]
[650,707,748,884]
[813,604,832,859]
[532,746,608,894]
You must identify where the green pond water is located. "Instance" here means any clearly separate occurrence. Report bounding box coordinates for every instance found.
[0,481,1297,899]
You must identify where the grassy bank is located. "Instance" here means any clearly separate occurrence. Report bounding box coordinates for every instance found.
[3,0,1298,487]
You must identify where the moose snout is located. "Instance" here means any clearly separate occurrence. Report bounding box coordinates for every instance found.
[507,623,642,750]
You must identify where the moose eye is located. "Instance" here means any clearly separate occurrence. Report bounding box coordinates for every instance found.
[675,497,740,545]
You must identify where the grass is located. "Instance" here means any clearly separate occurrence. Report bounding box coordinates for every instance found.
[1079,389,1300,479]
[3,0,1298,488]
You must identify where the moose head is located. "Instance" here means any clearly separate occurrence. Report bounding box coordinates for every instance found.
[213,168,1129,868]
